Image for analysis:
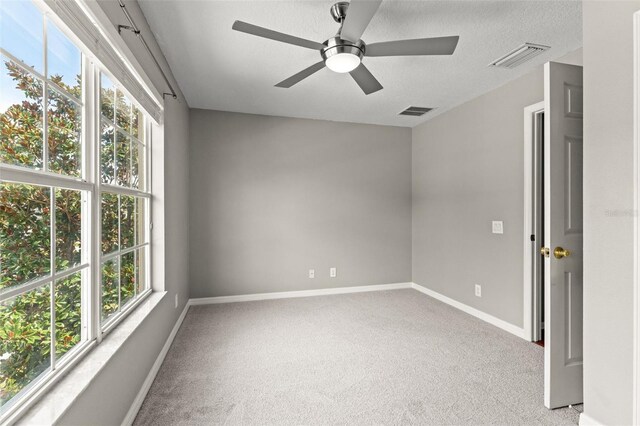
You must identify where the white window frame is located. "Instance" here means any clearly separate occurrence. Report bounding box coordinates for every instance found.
[96,67,153,335]
[0,1,161,422]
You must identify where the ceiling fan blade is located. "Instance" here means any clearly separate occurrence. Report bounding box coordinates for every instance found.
[349,63,382,95]
[365,36,460,57]
[340,0,382,43]
[232,21,325,51]
[275,61,325,88]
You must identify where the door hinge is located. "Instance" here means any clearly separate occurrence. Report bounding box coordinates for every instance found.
[530,234,535,242]
[149,222,153,230]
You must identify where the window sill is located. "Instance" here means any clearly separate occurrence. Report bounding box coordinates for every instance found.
[13,291,167,426]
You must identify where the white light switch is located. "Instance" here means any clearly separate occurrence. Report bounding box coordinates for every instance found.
[309,269,315,279]
[492,221,504,234]
[330,267,337,278]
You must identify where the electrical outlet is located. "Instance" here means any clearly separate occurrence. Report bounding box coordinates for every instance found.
[330,267,337,278]
[475,284,482,297]
[175,294,179,308]
[309,269,315,279]
[492,221,504,234]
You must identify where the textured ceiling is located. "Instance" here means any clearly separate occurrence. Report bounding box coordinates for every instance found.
[139,0,582,127]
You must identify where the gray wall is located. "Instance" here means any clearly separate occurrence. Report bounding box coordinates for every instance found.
[55,1,190,424]
[412,49,582,328]
[412,70,544,327]
[582,2,637,424]
[189,110,412,298]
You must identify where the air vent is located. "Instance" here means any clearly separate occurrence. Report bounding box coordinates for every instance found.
[489,43,550,69]
[399,106,434,117]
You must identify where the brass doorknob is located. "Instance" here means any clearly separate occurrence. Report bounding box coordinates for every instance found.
[540,247,550,257]
[554,246,571,259]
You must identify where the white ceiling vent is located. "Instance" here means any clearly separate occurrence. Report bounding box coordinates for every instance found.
[489,43,550,69]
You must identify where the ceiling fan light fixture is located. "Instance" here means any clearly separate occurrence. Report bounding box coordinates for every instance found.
[325,53,361,73]
[321,37,365,74]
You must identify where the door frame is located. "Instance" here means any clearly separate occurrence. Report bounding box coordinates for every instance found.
[632,10,640,426]
[524,101,546,342]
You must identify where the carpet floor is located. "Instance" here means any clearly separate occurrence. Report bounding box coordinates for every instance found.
[133,289,580,425]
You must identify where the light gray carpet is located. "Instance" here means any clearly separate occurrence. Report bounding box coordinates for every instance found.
[134,289,580,425]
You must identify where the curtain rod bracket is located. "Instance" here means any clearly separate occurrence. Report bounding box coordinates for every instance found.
[117,25,140,35]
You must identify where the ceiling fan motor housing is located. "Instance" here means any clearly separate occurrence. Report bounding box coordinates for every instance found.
[321,37,365,63]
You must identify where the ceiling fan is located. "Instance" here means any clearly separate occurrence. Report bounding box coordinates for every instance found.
[232,0,459,95]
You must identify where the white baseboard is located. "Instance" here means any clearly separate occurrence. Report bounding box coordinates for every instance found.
[190,282,527,340]
[411,282,527,340]
[121,301,190,426]
[189,282,414,305]
[579,413,604,426]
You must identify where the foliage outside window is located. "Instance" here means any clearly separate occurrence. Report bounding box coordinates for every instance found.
[0,1,152,418]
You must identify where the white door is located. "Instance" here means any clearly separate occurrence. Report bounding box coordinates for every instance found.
[543,61,583,409]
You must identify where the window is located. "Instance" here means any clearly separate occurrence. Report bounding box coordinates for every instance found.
[0,1,154,419]
[98,72,150,328]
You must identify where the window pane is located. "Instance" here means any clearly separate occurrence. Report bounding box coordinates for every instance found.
[0,0,43,73]
[100,73,114,122]
[120,195,134,249]
[48,88,81,177]
[115,131,130,187]
[101,193,118,254]
[0,183,50,291]
[101,259,118,322]
[131,106,144,140]
[46,20,81,96]
[100,120,115,184]
[121,252,135,306]
[131,139,139,189]
[54,272,81,359]
[132,142,146,191]
[115,89,131,131]
[55,188,81,271]
[135,197,146,245]
[0,285,51,409]
[136,247,146,294]
[0,56,44,170]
